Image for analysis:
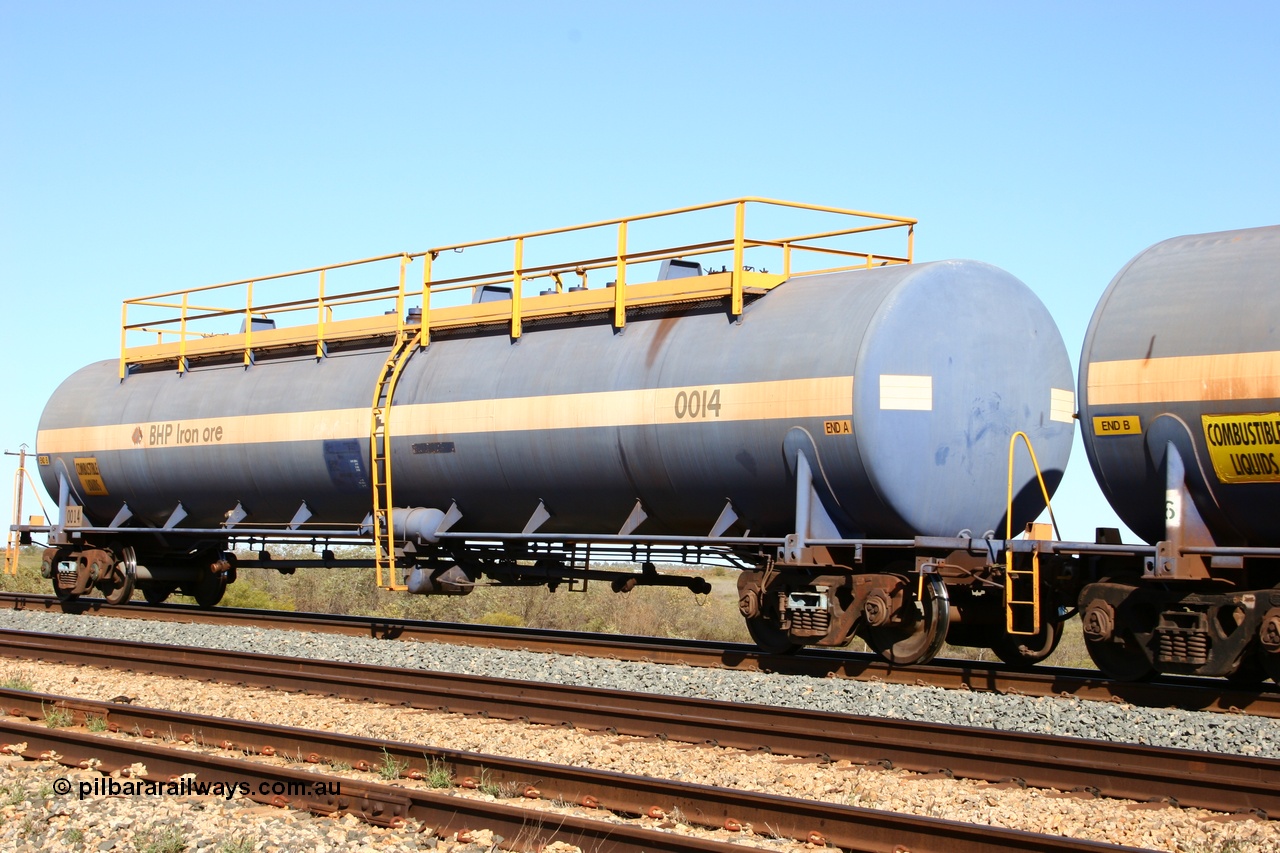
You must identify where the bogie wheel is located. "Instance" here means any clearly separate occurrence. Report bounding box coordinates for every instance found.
[99,566,134,605]
[1261,605,1280,684]
[100,546,136,605]
[1081,579,1153,681]
[142,584,175,605]
[1226,649,1268,687]
[745,616,803,655]
[1085,632,1154,681]
[992,619,1064,668]
[863,575,951,666]
[193,572,228,608]
[1261,652,1280,686]
[991,595,1064,668]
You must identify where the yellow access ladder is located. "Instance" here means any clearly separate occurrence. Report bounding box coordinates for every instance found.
[1003,432,1061,635]
[369,328,421,590]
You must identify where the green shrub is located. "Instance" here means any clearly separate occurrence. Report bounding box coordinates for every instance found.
[218,581,295,612]
[0,546,52,595]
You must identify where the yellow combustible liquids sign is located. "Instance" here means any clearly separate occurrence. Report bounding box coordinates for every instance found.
[1202,413,1280,483]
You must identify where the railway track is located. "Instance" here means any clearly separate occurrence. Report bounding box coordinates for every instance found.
[1,627,1275,820]
[0,688,1144,853]
[5,590,1277,718]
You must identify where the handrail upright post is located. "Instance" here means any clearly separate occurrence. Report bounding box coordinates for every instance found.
[512,238,524,339]
[244,281,254,367]
[731,201,746,316]
[421,252,433,348]
[614,221,627,330]
[178,292,188,373]
[908,224,915,262]
[119,302,128,381]
[396,256,408,334]
[316,269,327,359]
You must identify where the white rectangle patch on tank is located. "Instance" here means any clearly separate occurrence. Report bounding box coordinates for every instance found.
[879,375,932,411]
[1050,388,1075,423]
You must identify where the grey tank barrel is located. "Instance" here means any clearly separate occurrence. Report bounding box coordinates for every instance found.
[36,260,1074,542]
[1079,225,1280,546]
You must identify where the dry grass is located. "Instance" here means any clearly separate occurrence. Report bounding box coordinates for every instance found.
[2,547,49,595]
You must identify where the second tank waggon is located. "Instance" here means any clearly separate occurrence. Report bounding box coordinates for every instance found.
[19,199,1080,668]
[1077,224,1280,681]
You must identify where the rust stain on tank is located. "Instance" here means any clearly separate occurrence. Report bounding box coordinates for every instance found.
[646,314,682,368]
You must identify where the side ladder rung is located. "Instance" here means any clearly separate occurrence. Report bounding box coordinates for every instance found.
[1004,433,1058,638]
[369,329,419,591]
[1004,550,1041,635]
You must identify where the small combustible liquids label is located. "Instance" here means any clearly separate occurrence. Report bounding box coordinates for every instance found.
[73,457,110,496]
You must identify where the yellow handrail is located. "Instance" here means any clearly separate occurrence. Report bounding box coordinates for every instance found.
[512,238,524,339]
[1003,431,1061,635]
[614,220,627,329]
[119,198,918,376]
[731,201,746,315]
[1004,431,1061,544]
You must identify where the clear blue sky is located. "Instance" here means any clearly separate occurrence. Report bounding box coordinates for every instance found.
[2,1,1277,541]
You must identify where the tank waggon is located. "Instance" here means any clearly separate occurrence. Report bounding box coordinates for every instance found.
[40,261,1071,539]
[1078,224,1280,681]
[21,199,1078,666]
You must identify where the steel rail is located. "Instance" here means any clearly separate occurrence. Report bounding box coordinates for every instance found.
[0,689,1145,853]
[0,718,737,853]
[0,628,1274,819]
[4,591,1277,719]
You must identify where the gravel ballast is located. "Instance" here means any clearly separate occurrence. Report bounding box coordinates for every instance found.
[0,607,1276,758]
[0,607,1277,851]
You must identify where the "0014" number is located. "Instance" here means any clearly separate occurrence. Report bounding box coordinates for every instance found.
[674,388,722,419]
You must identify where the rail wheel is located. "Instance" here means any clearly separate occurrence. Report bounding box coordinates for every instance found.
[142,584,174,605]
[193,571,227,608]
[1226,649,1268,687]
[1081,585,1153,681]
[745,616,802,655]
[1260,607,1280,684]
[1262,653,1280,685]
[100,546,136,605]
[863,575,950,666]
[739,584,802,654]
[1084,633,1153,681]
[991,593,1063,668]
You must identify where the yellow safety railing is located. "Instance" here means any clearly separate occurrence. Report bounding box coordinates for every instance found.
[117,198,917,377]
[1003,432,1062,636]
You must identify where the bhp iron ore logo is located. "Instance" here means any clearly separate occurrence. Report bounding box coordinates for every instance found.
[132,426,144,446]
